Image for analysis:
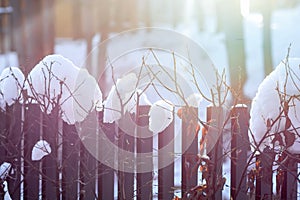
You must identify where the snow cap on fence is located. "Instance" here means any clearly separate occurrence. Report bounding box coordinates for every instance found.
[103,72,139,123]
[185,93,203,107]
[250,58,300,154]
[149,99,174,133]
[0,67,25,110]
[25,54,103,124]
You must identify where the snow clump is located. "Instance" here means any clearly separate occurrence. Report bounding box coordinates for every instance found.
[250,58,300,154]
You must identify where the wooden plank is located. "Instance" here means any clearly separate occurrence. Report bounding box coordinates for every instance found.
[0,107,7,164]
[158,118,174,200]
[62,122,80,200]
[23,104,41,200]
[230,105,249,199]
[117,113,135,200]
[79,142,97,200]
[6,103,22,200]
[281,154,298,200]
[206,106,224,200]
[136,105,153,200]
[97,111,115,200]
[255,147,275,200]
[42,108,59,199]
[181,107,198,198]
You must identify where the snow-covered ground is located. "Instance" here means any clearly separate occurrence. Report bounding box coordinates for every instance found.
[1,1,300,199]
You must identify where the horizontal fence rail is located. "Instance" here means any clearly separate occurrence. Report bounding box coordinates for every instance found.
[0,103,299,200]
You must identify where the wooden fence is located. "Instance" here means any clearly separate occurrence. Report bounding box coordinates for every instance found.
[0,103,299,199]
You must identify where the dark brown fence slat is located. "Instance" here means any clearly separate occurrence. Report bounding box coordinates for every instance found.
[76,111,98,200]
[181,107,198,198]
[62,123,80,200]
[158,118,174,200]
[136,105,153,200]
[42,108,59,199]
[255,147,275,200]
[118,122,135,200]
[281,153,298,200]
[98,111,115,200]
[23,104,41,200]
[79,142,96,200]
[206,106,223,200]
[0,108,7,164]
[6,104,22,200]
[230,105,249,199]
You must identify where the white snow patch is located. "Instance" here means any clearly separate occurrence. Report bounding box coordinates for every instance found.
[25,54,102,124]
[31,140,52,161]
[0,67,25,109]
[185,93,203,108]
[103,73,138,123]
[149,100,174,133]
[250,58,300,153]
[3,181,12,200]
[0,162,11,180]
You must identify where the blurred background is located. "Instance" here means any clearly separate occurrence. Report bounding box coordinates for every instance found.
[1,0,300,100]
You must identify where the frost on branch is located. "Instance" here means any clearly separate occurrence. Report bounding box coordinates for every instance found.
[25,54,103,124]
[31,140,52,161]
[250,58,300,153]
[0,67,25,110]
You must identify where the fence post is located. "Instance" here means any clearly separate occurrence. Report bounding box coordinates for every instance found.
[42,107,59,199]
[158,112,174,200]
[280,153,298,200]
[97,111,115,200]
[62,122,80,199]
[181,107,198,198]
[255,147,275,200]
[136,105,153,200]
[117,112,135,200]
[206,106,223,200]
[230,104,249,199]
[23,104,41,199]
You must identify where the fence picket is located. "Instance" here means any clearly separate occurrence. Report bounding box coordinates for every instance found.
[42,108,59,199]
[230,105,249,199]
[118,123,135,200]
[6,104,22,200]
[158,117,174,200]
[181,107,198,198]
[281,153,298,199]
[206,106,223,200]
[77,113,98,200]
[23,104,41,199]
[62,123,80,199]
[97,111,115,200]
[255,147,275,200]
[0,108,7,164]
[136,105,153,200]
